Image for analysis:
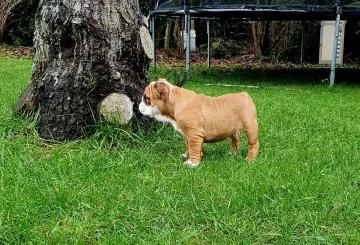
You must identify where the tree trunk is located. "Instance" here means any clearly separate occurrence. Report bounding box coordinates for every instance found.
[262,0,272,57]
[16,0,152,141]
[262,21,271,57]
[173,18,183,56]
[164,19,172,49]
[251,22,263,58]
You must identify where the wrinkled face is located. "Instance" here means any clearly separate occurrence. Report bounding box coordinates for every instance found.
[138,79,174,118]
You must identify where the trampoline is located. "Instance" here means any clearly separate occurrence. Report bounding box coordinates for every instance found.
[149,0,360,87]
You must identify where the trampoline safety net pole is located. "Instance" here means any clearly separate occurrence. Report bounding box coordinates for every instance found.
[151,16,156,71]
[329,1,342,88]
[184,0,190,75]
[300,22,304,66]
[207,20,211,69]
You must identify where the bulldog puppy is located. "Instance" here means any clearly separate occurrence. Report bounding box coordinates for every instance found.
[139,79,259,168]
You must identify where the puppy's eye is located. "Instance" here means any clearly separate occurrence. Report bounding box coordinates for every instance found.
[144,96,151,105]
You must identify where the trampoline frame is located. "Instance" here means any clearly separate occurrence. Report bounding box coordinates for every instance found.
[149,0,360,87]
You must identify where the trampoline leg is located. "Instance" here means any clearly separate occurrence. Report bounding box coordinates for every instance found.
[151,16,156,71]
[207,20,211,69]
[329,13,341,88]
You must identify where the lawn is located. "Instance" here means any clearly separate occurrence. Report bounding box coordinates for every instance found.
[1,55,360,243]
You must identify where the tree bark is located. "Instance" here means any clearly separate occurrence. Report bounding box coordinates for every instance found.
[16,0,152,141]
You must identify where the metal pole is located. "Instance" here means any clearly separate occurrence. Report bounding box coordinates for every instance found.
[151,16,156,71]
[329,2,342,88]
[184,14,188,36]
[300,22,304,66]
[184,0,190,74]
[207,20,211,69]
[185,15,191,73]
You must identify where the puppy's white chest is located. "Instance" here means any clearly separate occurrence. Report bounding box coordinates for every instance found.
[154,114,184,136]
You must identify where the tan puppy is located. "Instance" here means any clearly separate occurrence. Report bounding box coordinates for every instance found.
[139,79,259,168]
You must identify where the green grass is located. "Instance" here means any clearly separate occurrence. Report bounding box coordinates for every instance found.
[1,56,360,243]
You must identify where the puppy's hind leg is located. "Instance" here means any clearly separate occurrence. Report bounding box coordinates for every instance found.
[181,137,189,159]
[229,130,240,154]
[244,123,259,161]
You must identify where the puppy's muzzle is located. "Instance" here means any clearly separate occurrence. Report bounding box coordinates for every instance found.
[139,101,154,118]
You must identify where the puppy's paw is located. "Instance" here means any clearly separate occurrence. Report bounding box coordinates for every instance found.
[245,154,256,161]
[183,160,200,168]
[181,152,188,159]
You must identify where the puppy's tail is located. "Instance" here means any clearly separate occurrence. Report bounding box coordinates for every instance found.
[240,91,251,98]
[240,92,255,105]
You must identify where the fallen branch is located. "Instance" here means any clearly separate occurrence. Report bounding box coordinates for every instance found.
[204,83,261,89]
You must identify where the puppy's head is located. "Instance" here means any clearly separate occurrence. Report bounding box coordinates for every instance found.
[138,79,174,118]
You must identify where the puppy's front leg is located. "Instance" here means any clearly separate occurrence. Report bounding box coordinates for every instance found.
[181,137,189,159]
[184,135,203,168]
[182,137,203,160]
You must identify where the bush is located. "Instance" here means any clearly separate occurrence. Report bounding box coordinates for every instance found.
[200,38,246,59]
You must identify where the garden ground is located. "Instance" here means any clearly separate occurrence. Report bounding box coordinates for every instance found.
[0,55,360,243]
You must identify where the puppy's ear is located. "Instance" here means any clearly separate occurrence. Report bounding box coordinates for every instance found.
[154,81,167,98]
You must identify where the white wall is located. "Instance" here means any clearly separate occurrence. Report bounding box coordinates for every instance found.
[319,20,347,65]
